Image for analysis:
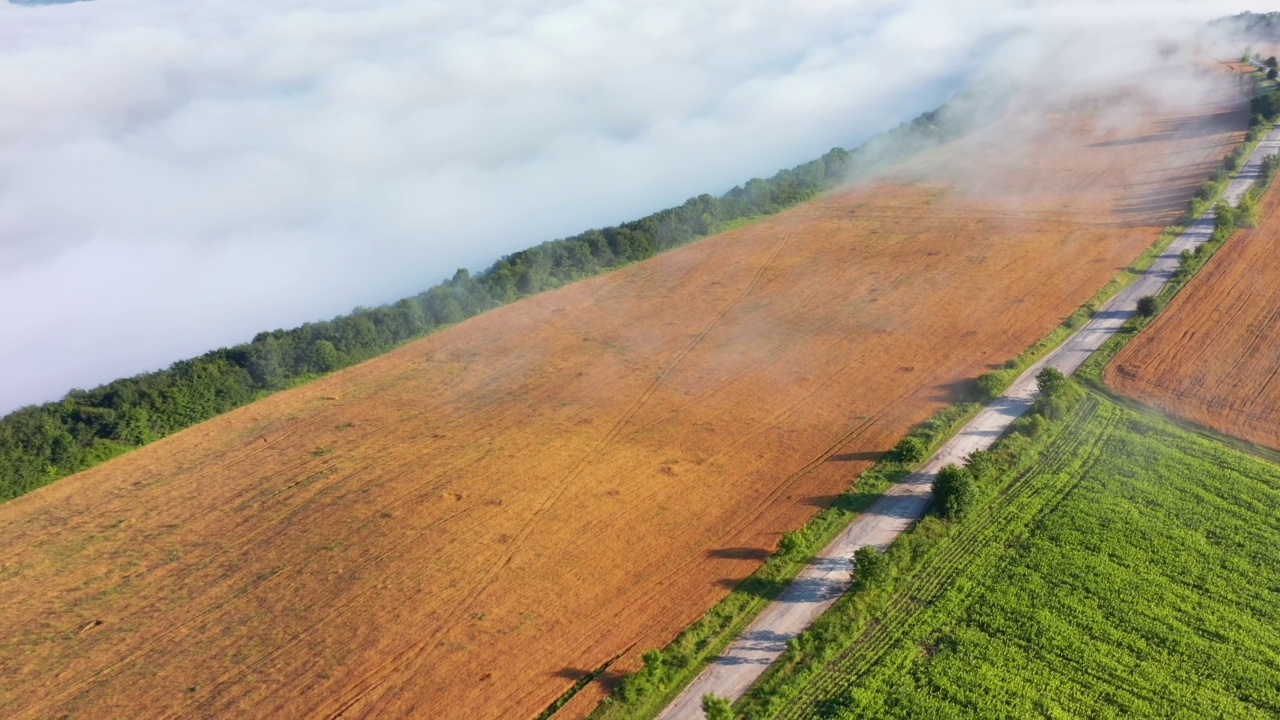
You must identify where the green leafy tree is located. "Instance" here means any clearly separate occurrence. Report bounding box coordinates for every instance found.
[933,463,975,520]
[1238,192,1262,228]
[308,340,341,373]
[964,449,998,481]
[1036,367,1068,397]
[1262,154,1280,185]
[778,530,804,557]
[975,372,1005,402]
[1252,91,1280,124]
[893,436,928,465]
[246,335,287,390]
[853,545,891,588]
[1136,295,1160,319]
[702,693,734,720]
[1215,200,1239,236]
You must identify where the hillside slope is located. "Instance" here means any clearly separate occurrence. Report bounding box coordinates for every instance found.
[0,76,1250,719]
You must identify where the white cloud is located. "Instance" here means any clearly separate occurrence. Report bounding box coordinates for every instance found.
[0,0,1266,411]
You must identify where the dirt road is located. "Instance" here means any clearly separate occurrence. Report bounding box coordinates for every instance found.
[657,125,1280,719]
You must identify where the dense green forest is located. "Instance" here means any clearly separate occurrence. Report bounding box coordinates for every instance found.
[0,104,971,501]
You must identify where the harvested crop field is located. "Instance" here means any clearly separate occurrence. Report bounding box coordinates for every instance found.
[0,76,1251,719]
[1107,178,1280,449]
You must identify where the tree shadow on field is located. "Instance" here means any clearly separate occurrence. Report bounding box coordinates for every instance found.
[1111,182,1205,221]
[1163,109,1245,136]
[1088,133,1170,148]
[708,547,770,561]
[1089,110,1241,149]
[552,661,627,696]
[1107,154,1231,225]
[554,666,624,686]
[801,494,861,512]
[924,378,976,403]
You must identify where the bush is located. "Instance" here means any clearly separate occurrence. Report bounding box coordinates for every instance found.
[892,436,928,465]
[1262,154,1280,186]
[1033,380,1081,421]
[1252,91,1280,124]
[964,449,999,482]
[1036,367,1067,397]
[975,372,1006,402]
[1012,412,1051,439]
[1214,201,1239,238]
[1239,193,1262,228]
[932,464,976,520]
[702,693,734,720]
[852,545,891,588]
[1136,295,1160,318]
[777,530,804,557]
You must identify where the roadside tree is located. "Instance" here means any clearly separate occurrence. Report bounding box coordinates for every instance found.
[852,546,890,589]
[702,693,734,720]
[892,436,927,465]
[933,463,975,520]
[1036,367,1068,397]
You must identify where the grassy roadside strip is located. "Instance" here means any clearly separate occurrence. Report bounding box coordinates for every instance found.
[581,108,1275,720]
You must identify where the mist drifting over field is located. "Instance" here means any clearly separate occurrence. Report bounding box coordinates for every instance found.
[0,0,1266,412]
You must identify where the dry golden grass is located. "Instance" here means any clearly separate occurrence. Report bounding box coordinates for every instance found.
[0,78,1249,719]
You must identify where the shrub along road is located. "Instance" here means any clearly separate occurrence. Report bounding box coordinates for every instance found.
[657,126,1280,719]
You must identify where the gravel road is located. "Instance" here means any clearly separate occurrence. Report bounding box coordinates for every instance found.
[656,126,1280,720]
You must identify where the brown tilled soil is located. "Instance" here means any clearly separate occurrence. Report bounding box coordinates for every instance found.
[0,77,1250,720]
[1107,177,1280,450]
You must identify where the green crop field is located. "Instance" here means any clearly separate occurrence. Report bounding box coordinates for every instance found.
[738,393,1280,719]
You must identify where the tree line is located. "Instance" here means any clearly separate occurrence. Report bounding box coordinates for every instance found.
[0,105,971,502]
[1215,11,1280,40]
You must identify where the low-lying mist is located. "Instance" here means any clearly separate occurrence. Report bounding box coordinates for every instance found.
[0,0,1267,413]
